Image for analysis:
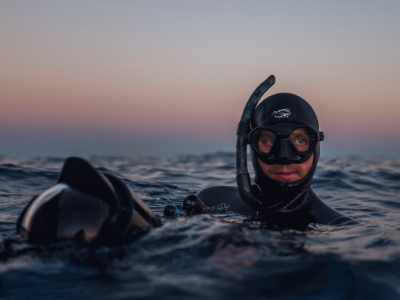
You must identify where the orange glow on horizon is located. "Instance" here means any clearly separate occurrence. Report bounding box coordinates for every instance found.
[1,1,400,156]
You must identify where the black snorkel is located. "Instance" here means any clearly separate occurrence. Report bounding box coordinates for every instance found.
[236,75,275,211]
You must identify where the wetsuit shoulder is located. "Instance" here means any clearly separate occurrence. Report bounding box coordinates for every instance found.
[196,186,355,225]
[196,186,256,216]
[307,189,356,225]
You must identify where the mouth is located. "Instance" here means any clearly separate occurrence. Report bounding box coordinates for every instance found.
[273,170,298,181]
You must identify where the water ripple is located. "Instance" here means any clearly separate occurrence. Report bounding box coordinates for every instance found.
[1,153,400,299]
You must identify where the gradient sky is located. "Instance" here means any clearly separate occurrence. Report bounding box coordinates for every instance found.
[1,0,400,157]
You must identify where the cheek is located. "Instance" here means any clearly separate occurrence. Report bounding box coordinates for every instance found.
[298,154,314,176]
[256,158,274,176]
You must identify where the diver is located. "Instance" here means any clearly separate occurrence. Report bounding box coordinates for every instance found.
[16,157,161,244]
[192,75,353,227]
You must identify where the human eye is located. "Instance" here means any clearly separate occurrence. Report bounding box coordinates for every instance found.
[293,134,309,143]
[261,136,275,145]
[267,138,275,145]
[256,132,276,153]
[290,134,309,151]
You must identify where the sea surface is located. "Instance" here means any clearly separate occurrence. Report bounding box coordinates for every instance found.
[1,153,400,300]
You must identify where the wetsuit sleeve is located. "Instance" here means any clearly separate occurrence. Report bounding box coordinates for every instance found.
[309,201,356,225]
[196,186,256,216]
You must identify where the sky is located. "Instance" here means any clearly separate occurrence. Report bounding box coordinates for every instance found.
[1,0,400,157]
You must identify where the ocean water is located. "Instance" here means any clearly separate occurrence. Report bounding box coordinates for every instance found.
[1,153,400,300]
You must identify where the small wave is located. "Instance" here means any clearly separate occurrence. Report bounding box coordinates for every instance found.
[1,154,400,299]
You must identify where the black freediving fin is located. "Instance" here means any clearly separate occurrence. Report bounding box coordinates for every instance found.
[57,157,119,213]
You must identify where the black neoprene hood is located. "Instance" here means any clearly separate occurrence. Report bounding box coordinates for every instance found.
[251,93,319,130]
[250,93,322,209]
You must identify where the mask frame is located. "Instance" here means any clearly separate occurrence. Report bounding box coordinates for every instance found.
[249,125,324,165]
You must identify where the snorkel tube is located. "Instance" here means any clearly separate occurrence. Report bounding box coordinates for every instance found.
[236,75,276,211]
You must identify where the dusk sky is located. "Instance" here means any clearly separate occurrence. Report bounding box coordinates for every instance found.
[1,1,400,157]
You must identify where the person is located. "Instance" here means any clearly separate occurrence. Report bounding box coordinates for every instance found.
[196,75,353,227]
[16,157,161,243]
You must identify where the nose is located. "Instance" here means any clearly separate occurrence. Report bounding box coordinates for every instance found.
[280,139,288,158]
[280,139,300,161]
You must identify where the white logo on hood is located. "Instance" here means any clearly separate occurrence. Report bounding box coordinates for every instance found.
[271,108,291,118]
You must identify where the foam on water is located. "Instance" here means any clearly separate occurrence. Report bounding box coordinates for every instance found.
[1,153,400,299]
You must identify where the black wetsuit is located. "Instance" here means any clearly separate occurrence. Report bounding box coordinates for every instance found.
[197,186,353,226]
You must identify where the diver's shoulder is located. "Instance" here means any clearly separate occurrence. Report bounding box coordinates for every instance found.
[197,186,256,216]
[308,190,356,225]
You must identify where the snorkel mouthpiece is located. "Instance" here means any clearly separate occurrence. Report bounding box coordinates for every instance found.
[236,75,276,211]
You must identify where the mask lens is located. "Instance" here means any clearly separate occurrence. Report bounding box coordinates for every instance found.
[21,184,110,242]
[251,129,277,154]
[289,128,311,152]
[56,189,110,241]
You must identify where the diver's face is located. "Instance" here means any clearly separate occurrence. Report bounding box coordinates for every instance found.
[257,153,314,182]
